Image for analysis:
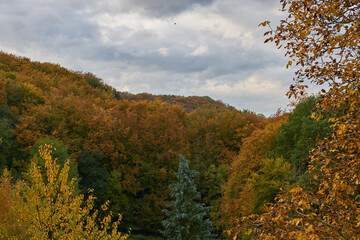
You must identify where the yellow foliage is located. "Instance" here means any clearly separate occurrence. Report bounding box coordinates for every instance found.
[246,0,360,238]
[2,144,128,240]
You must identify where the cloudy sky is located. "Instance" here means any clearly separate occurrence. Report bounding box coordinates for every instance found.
[0,0,298,115]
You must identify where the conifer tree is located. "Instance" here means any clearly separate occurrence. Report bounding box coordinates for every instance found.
[161,155,216,240]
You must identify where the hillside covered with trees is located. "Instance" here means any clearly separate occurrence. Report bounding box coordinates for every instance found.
[1,0,359,239]
[0,51,265,238]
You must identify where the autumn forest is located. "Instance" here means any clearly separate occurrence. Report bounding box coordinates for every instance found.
[1,0,360,239]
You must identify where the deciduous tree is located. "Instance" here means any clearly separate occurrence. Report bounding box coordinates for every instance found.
[242,0,360,238]
[221,115,287,235]
[7,144,128,239]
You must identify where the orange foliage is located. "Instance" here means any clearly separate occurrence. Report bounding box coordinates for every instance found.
[244,0,360,239]
[186,109,264,168]
[0,51,269,234]
[0,170,12,226]
[221,114,287,230]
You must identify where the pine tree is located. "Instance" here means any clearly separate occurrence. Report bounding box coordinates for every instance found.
[161,155,216,240]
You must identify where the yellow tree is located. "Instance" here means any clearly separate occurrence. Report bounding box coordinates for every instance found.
[6,144,128,240]
[0,169,27,239]
[241,0,360,239]
[221,115,288,234]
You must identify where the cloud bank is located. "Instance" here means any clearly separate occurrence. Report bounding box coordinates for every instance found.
[0,0,296,115]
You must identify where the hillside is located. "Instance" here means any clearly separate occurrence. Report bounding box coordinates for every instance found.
[0,51,264,237]
[0,50,338,239]
[0,51,234,114]
[117,92,235,113]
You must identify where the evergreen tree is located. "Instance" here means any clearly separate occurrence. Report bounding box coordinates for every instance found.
[161,155,216,240]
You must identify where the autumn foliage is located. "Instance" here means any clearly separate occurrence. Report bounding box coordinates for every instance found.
[237,0,360,239]
[221,114,289,233]
[0,51,266,236]
[2,0,358,235]
[0,144,128,239]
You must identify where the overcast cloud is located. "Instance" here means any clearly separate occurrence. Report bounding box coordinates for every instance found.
[0,0,299,115]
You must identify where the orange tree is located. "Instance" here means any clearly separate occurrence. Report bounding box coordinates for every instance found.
[221,114,288,234]
[239,0,360,239]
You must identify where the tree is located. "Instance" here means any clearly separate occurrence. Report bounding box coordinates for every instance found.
[0,169,26,239]
[5,144,128,239]
[30,137,78,181]
[243,0,360,239]
[108,169,132,231]
[201,164,228,233]
[0,105,15,169]
[221,115,288,234]
[268,96,331,182]
[78,149,109,205]
[161,155,216,240]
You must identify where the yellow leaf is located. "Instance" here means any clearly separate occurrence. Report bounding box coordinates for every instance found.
[245,228,253,235]
[286,61,293,68]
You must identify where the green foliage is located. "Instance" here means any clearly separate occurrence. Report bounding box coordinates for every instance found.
[108,170,132,228]
[30,137,78,181]
[5,73,16,80]
[129,234,164,240]
[78,149,110,205]
[250,158,290,213]
[0,105,15,169]
[5,80,44,111]
[200,164,228,232]
[268,96,331,181]
[84,73,107,91]
[161,155,216,240]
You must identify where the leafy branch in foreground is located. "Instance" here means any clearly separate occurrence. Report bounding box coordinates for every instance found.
[239,0,360,239]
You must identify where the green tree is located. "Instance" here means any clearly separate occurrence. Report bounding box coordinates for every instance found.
[78,149,109,205]
[108,170,132,230]
[249,158,290,213]
[268,96,331,182]
[30,137,78,181]
[0,105,15,169]
[161,155,216,240]
[201,164,228,233]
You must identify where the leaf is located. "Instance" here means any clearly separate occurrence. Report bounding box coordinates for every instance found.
[259,21,270,27]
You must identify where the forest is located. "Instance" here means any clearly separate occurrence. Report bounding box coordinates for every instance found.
[0,0,359,239]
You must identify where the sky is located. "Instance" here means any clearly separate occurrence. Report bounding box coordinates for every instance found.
[0,0,299,115]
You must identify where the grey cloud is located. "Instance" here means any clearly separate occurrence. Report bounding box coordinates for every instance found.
[93,0,216,17]
[0,0,295,115]
[0,0,102,58]
[110,44,283,83]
